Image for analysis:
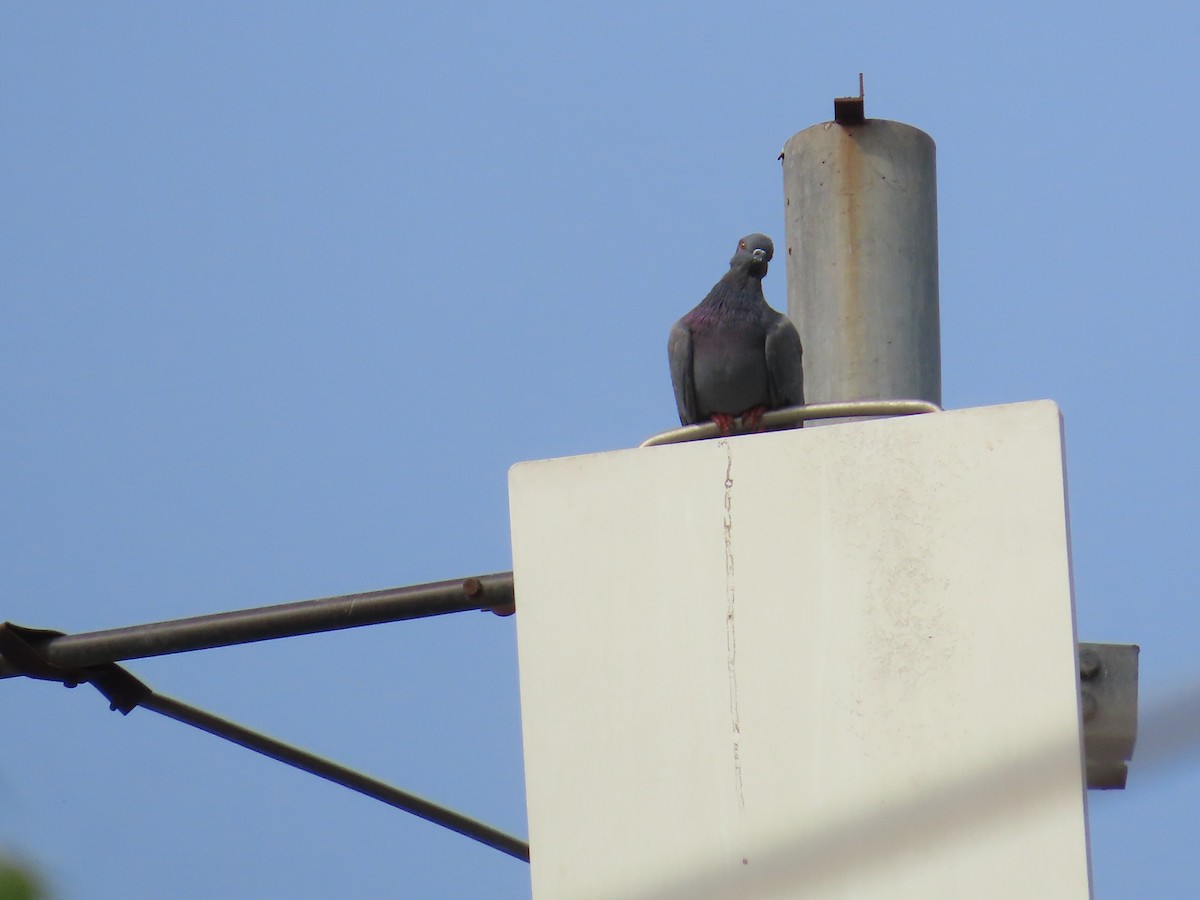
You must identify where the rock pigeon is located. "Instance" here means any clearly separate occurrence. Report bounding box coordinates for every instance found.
[668,234,805,434]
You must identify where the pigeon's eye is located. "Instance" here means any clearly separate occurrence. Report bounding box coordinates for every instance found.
[738,241,746,250]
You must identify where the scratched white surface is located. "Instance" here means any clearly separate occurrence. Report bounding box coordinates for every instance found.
[509,401,1091,899]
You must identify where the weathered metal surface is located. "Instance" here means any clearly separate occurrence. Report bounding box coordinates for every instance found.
[1079,642,1140,789]
[781,118,941,410]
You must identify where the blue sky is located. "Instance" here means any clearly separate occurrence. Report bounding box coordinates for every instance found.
[1,3,1197,897]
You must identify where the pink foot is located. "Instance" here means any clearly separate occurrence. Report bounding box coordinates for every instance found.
[741,406,768,432]
[710,413,735,435]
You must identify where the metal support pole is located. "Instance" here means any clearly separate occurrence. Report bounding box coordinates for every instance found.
[780,101,941,408]
[0,572,515,679]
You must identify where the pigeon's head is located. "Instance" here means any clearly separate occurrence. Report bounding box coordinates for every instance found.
[731,233,774,276]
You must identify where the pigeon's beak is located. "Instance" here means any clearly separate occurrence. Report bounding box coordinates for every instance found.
[751,249,766,262]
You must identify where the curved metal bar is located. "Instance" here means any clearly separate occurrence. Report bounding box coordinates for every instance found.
[639,400,943,448]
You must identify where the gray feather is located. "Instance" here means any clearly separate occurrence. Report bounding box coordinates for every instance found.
[668,321,697,426]
[765,309,805,409]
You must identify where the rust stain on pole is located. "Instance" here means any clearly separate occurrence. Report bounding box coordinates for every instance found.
[836,125,866,380]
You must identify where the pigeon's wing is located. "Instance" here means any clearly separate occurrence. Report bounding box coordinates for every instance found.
[765,311,805,409]
[668,319,698,426]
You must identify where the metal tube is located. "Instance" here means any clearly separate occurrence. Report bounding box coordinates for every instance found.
[781,117,941,409]
[639,400,941,447]
[0,572,515,679]
[140,692,531,862]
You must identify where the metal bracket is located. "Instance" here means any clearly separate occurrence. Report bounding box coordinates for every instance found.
[834,73,866,125]
[1080,642,1139,789]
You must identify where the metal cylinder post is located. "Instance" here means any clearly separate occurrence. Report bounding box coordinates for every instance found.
[781,116,941,408]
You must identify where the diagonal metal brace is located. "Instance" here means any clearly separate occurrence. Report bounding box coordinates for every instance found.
[0,622,529,862]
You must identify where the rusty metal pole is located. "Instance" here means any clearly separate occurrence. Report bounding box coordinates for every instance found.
[780,92,941,410]
[0,572,515,679]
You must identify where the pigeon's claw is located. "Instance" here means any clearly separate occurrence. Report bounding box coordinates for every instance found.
[741,406,768,432]
[710,413,735,435]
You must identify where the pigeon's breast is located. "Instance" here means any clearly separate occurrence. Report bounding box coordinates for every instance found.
[690,320,770,418]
